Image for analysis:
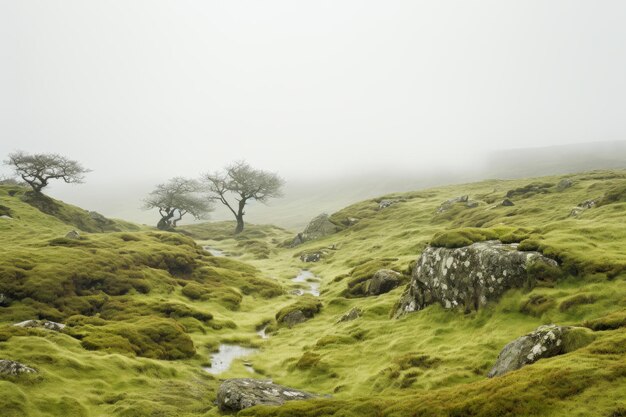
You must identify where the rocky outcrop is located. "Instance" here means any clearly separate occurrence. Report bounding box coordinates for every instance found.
[569,199,599,217]
[501,199,515,207]
[378,199,397,209]
[65,230,80,239]
[337,307,362,323]
[364,270,402,296]
[556,179,574,192]
[0,360,37,376]
[437,195,479,213]
[300,251,323,262]
[14,320,65,331]
[0,293,8,307]
[394,241,558,317]
[280,310,308,327]
[217,379,318,412]
[290,214,339,247]
[487,325,592,377]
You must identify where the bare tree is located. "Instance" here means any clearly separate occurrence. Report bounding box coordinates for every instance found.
[4,151,90,193]
[144,177,213,230]
[203,161,284,234]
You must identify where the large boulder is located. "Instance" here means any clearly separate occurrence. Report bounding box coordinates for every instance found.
[0,360,37,376]
[487,325,593,377]
[217,378,318,412]
[556,178,574,192]
[14,319,65,331]
[290,214,339,246]
[394,241,558,317]
[364,270,402,296]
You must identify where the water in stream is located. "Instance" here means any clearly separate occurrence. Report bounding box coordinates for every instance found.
[203,344,258,375]
[203,246,225,257]
[292,270,320,296]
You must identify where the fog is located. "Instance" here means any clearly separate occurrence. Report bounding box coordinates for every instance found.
[2,1,626,229]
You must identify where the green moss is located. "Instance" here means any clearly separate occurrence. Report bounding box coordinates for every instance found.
[275,297,323,324]
[584,310,626,331]
[519,294,556,317]
[343,258,400,297]
[596,183,626,206]
[78,318,195,360]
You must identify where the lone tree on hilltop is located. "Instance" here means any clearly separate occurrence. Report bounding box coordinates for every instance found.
[144,177,213,230]
[203,161,284,234]
[4,151,90,193]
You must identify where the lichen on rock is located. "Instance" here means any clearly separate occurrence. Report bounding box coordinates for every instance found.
[393,241,558,317]
[216,378,318,412]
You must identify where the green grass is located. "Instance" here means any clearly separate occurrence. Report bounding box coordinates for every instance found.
[1,170,626,416]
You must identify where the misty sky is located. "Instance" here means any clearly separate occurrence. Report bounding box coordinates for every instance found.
[1,1,626,227]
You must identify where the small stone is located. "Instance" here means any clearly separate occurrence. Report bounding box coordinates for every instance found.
[0,360,37,376]
[217,379,319,412]
[337,307,362,323]
[501,199,515,207]
[65,230,80,239]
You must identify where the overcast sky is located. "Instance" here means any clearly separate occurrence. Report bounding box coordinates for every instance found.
[2,1,626,183]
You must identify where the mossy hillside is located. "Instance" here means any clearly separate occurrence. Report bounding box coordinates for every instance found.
[2,170,626,416]
[0,188,300,415]
[0,185,139,234]
[200,169,626,416]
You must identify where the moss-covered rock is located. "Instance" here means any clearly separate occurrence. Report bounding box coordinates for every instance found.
[394,241,559,317]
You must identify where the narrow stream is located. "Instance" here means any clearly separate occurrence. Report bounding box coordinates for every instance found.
[203,246,225,257]
[257,325,269,339]
[292,270,320,297]
[203,344,258,375]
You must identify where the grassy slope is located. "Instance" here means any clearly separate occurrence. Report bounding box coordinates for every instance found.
[184,170,626,417]
[0,170,625,417]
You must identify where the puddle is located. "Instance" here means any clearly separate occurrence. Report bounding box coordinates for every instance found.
[291,270,320,297]
[203,246,225,257]
[257,325,269,339]
[203,344,258,375]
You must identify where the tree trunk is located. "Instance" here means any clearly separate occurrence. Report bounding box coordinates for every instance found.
[234,199,246,234]
[234,215,244,234]
[157,211,175,231]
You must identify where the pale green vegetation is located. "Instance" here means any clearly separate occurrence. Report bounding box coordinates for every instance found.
[1,170,626,416]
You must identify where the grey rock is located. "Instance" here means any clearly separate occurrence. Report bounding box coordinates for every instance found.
[394,241,558,317]
[556,179,574,192]
[487,324,585,377]
[0,360,37,376]
[342,217,359,226]
[0,215,12,220]
[501,199,515,207]
[0,293,8,307]
[365,269,402,296]
[302,214,338,240]
[378,199,397,209]
[65,230,80,239]
[280,310,308,327]
[14,319,65,331]
[437,195,479,213]
[569,199,598,217]
[290,214,339,247]
[290,233,305,247]
[300,251,323,263]
[337,307,362,323]
[217,378,318,412]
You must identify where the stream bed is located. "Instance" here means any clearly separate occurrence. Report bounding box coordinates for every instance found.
[203,344,258,375]
[292,270,320,296]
